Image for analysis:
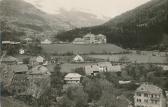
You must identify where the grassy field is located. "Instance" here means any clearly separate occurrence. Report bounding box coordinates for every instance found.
[42,44,124,54]
[89,54,167,63]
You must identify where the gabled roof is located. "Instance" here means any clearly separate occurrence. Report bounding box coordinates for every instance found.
[3,56,18,62]
[136,83,162,94]
[11,65,28,73]
[36,56,44,63]
[65,73,82,78]
[24,38,33,41]
[73,55,84,62]
[28,65,51,75]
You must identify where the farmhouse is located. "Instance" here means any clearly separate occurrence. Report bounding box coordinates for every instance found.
[2,56,19,65]
[36,56,45,63]
[72,54,84,63]
[24,38,33,43]
[134,83,166,107]
[11,65,28,73]
[9,72,29,96]
[29,56,45,66]
[64,73,82,84]
[72,38,85,44]
[27,65,51,98]
[19,49,25,55]
[41,39,52,44]
[72,33,107,44]
[85,62,122,75]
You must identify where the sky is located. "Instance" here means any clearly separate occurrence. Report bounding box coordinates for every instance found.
[24,0,150,18]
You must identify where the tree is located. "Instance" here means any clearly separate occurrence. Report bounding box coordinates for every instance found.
[50,64,64,95]
[83,78,102,102]
[74,67,86,76]
[66,86,88,107]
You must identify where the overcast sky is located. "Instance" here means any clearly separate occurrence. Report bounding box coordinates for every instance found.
[24,0,150,18]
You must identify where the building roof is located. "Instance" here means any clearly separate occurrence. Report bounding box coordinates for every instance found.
[65,73,82,78]
[11,65,28,73]
[41,39,52,44]
[84,33,95,38]
[24,38,33,41]
[28,65,51,75]
[36,56,44,63]
[73,55,84,62]
[3,56,19,62]
[136,83,162,94]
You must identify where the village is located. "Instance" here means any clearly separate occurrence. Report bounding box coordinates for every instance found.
[1,32,168,107]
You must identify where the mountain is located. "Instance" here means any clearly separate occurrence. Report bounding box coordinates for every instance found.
[57,0,168,50]
[0,0,108,40]
[54,8,109,28]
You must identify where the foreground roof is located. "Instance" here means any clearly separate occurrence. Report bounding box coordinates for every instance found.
[65,73,82,78]
[136,83,162,94]
[28,65,51,75]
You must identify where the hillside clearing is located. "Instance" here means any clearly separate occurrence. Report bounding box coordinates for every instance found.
[42,44,124,54]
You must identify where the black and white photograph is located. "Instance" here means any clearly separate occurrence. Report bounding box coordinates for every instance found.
[0,0,168,107]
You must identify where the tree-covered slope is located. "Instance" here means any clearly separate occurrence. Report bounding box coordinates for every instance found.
[57,0,168,49]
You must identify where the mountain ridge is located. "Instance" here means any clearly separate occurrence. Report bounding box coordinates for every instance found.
[57,0,168,50]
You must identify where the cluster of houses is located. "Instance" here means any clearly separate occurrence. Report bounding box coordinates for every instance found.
[0,55,51,99]
[72,33,107,44]
[63,72,168,107]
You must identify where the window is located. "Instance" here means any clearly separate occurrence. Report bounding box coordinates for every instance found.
[144,99,148,103]
[137,92,141,96]
[137,99,141,102]
[144,93,148,97]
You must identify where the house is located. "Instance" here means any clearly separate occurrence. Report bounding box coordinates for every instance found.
[24,38,33,43]
[27,65,51,98]
[41,39,52,44]
[72,33,107,44]
[29,56,45,66]
[2,56,19,65]
[36,56,45,63]
[9,73,29,96]
[27,65,51,75]
[11,65,28,73]
[160,65,168,71]
[0,64,15,87]
[19,49,25,55]
[96,34,107,44]
[72,38,85,44]
[134,83,166,107]
[8,65,29,95]
[64,73,82,84]
[85,62,122,75]
[72,55,84,63]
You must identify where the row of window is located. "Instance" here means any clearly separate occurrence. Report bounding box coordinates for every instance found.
[136,92,160,98]
[136,98,159,104]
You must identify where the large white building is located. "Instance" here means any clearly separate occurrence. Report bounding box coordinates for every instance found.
[85,62,122,75]
[64,73,82,84]
[134,83,166,107]
[73,33,107,44]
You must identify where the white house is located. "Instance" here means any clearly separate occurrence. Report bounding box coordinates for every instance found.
[72,33,107,44]
[41,39,52,44]
[36,56,45,63]
[24,38,33,43]
[72,38,85,44]
[134,83,166,107]
[64,73,82,84]
[19,49,25,55]
[72,55,84,63]
[85,62,122,75]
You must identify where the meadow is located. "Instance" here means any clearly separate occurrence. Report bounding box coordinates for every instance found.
[41,44,124,54]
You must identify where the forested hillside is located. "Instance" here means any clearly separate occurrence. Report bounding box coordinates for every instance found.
[57,0,168,50]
